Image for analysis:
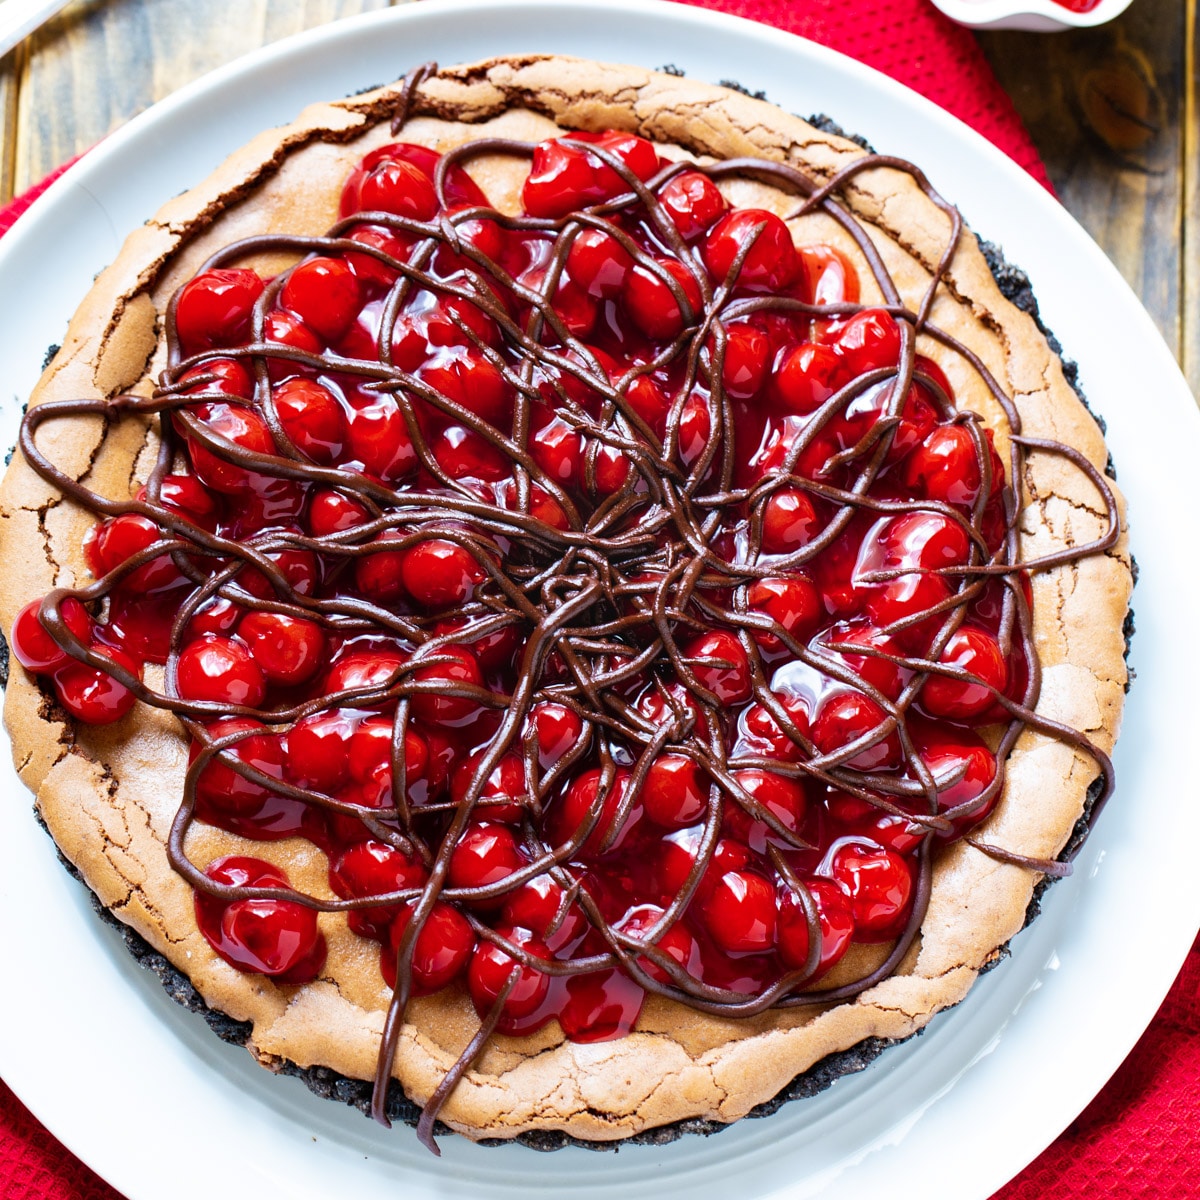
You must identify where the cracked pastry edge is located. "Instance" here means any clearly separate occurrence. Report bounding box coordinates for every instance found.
[0,56,1132,1141]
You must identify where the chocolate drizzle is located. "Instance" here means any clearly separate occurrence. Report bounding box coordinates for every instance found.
[17,63,1123,1150]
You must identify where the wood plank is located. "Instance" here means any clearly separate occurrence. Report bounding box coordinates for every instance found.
[0,41,22,205]
[11,0,404,195]
[977,0,1186,377]
[1183,0,1199,397]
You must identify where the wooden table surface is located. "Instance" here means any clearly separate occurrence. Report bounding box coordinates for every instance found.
[0,0,1194,393]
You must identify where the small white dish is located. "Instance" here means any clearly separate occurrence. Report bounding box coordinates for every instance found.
[931,0,1134,32]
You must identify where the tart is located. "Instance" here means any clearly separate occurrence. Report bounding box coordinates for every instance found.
[0,56,1131,1148]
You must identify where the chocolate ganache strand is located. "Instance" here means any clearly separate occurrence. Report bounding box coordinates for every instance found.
[13,62,1122,1150]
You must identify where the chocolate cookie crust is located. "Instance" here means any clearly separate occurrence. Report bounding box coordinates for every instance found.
[0,56,1132,1143]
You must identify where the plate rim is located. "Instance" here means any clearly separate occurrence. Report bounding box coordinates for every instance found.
[0,4,1196,1200]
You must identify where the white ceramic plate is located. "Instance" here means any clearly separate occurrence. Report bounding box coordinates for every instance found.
[0,3,1196,1198]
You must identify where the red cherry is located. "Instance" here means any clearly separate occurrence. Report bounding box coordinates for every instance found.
[522,131,658,218]
[724,769,807,852]
[410,645,485,727]
[176,635,266,708]
[770,343,841,415]
[401,538,487,608]
[747,576,822,649]
[829,842,914,939]
[286,709,353,792]
[701,868,777,954]
[527,701,585,767]
[677,392,713,467]
[659,170,727,239]
[327,773,395,845]
[343,391,417,483]
[566,227,633,298]
[54,643,140,724]
[431,615,522,674]
[195,856,325,983]
[904,424,991,508]
[420,348,513,427]
[502,875,587,953]
[347,717,428,789]
[623,374,672,437]
[330,839,428,939]
[272,378,345,463]
[910,722,998,834]
[448,214,506,265]
[353,534,409,604]
[643,754,708,829]
[878,382,940,465]
[518,265,594,339]
[11,596,93,674]
[533,348,615,418]
[221,477,306,535]
[178,357,253,400]
[559,967,646,1043]
[526,485,570,531]
[798,244,860,308]
[430,424,509,482]
[238,612,326,686]
[553,767,638,857]
[586,442,631,497]
[392,291,501,369]
[623,259,703,340]
[832,309,902,379]
[451,751,527,824]
[281,256,362,343]
[360,143,488,208]
[776,877,855,976]
[654,831,753,901]
[636,682,711,741]
[325,648,408,695]
[811,691,901,771]
[262,309,322,382]
[827,791,926,856]
[683,629,752,704]
[810,519,868,618]
[342,224,415,292]
[193,717,284,815]
[174,269,264,351]
[348,154,439,221]
[529,416,584,489]
[616,905,702,985]
[183,402,275,495]
[863,569,952,650]
[738,694,812,760]
[760,487,819,555]
[309,489,371,536]
[155,473,221,530]
[875,511,972,574]
[920,625,1008,720]
[716,323,771,399]
[186,596,243,640]
[702,209,798,291]
[234,543,319,604]
[387,901,477,991]
[467,927,551,1030]
[826,625,909,702]
[448,822,526,900]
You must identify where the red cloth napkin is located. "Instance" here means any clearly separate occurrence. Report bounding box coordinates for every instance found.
[1,4,1189,1197]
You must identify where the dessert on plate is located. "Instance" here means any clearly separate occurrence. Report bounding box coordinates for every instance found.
[0,56,1131,1149]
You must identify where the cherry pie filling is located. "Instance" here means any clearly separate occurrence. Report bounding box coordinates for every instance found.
[14,78,1120,1150]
